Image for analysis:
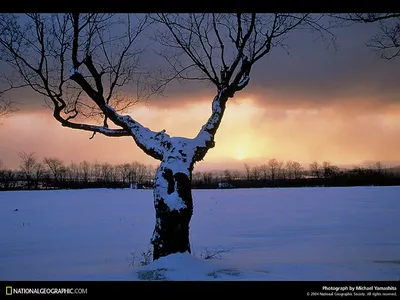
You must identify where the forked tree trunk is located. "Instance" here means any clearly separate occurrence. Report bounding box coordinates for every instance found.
[147,91,231,261]
[150,157,194,260]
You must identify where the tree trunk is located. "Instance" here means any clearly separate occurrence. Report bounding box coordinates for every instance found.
[151,159,194,261]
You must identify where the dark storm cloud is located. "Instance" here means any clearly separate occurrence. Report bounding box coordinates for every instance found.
[142,20,400,109]
[245,23,400,106]
[2,15,399,112]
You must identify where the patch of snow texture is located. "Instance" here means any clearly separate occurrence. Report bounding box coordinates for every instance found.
[195,130,212,147]
[1,186,400,281]
[136,252,249,281]
[69,68,81,76]
[104,104,167,157]
[153,167,186,211]
[163,137,195,176]
[164,191,186,211]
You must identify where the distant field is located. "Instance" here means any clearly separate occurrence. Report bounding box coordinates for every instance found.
[0,186,399,280]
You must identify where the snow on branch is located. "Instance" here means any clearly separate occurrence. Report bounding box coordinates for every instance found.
[104,104,169,160]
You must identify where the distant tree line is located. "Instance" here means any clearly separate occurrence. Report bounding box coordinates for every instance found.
[192,160,400,189]
[0,154,399,191]
[0,152,155,190]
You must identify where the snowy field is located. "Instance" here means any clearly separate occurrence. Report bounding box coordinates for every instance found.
[0,186,399,281]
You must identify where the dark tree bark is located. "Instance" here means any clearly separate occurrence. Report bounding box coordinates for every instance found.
[152,164,194,259]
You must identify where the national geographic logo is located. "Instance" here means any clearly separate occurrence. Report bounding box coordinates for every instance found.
[6,286,12,296]
[4,286,88,296]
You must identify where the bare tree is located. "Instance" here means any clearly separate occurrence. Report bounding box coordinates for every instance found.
[33,162,45,188]
[322,161,340,179]
[191,171,202,186]
[135,162,148,184]
[231,170,242,182]
[79,160,91,183]
[267,158,280,183]
[146,164,157,183]
[322,161,331,179]
[259,163,269,182]
[108,165,118,184]
[0,167,16,190]
[19,151,38,189]
[250,165,262,181]
[332,13,400,60]
[371,161,386,176]
[43,157,65,182]
[309,161,321,179]
[276,160,285,180]
[286,160,295,180]
[100,162,113,183]
[68,161,80,182]
[116,163,131,185]
[0,13,332,260]
[128,161,140,184]
[91,162,102,182]
[292,161,303,179]
[243,163,251,181]
[202,171,213,185]
[222,169,232,183]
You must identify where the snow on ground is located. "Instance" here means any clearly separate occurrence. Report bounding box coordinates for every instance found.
[0,186,399,281]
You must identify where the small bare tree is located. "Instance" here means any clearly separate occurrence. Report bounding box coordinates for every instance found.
[100,162,113,183]
[33,162,45,189]
[259,163,269,182]
[43,157,65,183]
[309,161,321,179]
[267,158,280,183]
[222,169,233,183]
[116,163,131,185]
[243,163,251,181]
[286,160,295,180]
[135,162,148,184]
[250,165,262,181]
[68,161,81,182]
[91,162,102,183]
[79,160,91,183]
[19,151,38,189]
[322,161,340,179]
[277,160,285,180]
[0,13,333,260]
[371,161,387,176]
[202,171,214,185]
[292,161,303,179]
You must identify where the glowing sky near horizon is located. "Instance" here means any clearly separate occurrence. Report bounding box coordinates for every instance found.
[0,18,399,172]
[1,93,399,171]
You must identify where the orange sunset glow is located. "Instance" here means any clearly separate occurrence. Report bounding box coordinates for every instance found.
[1,92,400,172]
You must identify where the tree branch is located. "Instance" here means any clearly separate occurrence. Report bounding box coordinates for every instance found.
[61,120,131,137]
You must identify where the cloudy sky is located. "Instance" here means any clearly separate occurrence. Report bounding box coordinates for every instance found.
[0,15,399,172]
